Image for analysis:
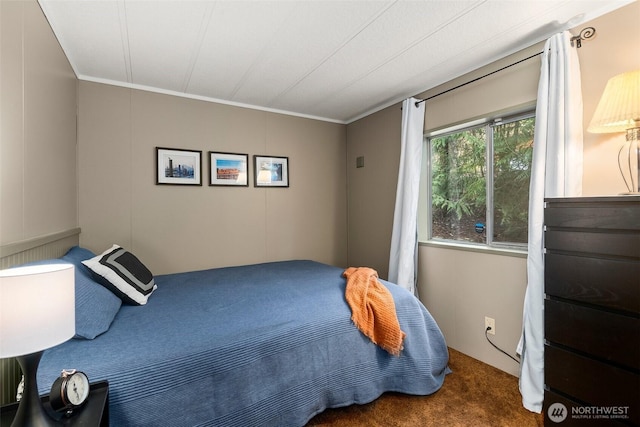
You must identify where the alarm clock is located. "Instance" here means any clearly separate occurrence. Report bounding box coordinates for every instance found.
[49,369,90,414]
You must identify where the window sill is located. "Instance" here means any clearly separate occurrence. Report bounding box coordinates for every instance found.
[419,240,527,258]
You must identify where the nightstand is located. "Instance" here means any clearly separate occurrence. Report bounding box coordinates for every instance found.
[0,380,109,427]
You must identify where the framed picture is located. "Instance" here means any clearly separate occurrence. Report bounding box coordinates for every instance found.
[254,155,289,187]
[156,147,202,185]
[209,152,249,186]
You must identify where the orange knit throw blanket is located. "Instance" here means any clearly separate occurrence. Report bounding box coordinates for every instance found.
[343,267,405,356]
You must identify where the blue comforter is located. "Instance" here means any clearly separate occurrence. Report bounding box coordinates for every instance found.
[38,260,449,426]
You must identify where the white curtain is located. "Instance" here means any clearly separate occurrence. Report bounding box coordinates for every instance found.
[517,31,583,413]
[388,97,425,294]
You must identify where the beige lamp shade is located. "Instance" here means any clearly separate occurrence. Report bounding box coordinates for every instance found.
[588,70,640,133]
[0,263,75,358]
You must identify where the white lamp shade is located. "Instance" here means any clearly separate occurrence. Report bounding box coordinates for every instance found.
[588,70,640,133]
[0,263,75,358]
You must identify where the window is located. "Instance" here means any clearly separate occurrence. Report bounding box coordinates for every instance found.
[423,111,535,249]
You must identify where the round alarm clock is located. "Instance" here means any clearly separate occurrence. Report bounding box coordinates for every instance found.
[49,369,90,414]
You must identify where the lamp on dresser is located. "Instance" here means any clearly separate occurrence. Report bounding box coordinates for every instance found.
[0,263,75,427]
[588,69,640,194]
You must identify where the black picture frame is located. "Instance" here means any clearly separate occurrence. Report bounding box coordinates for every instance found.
[156,147,202,185]
[209,152,249,187]
[253,155,289,187]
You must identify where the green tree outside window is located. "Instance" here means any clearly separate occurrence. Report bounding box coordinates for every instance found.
[428,114,534,247]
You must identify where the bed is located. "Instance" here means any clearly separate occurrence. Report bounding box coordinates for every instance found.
[33,246,449,427]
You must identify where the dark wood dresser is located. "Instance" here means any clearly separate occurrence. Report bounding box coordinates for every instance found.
[543,196,639,426]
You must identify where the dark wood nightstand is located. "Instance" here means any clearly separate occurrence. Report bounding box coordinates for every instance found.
[0,380,109,427]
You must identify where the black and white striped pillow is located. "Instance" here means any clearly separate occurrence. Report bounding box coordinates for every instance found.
[83,245,157,305]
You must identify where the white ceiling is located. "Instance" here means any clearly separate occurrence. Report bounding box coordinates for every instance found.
[39,0,632,124]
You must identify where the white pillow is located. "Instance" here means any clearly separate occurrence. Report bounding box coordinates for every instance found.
[82,245,157,305]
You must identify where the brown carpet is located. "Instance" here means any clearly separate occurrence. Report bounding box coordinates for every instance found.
[306,348,544,427]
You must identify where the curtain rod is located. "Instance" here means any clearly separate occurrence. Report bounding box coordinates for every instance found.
[414,26,596,107]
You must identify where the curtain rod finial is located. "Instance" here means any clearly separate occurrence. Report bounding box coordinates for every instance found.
[570,26,596,48]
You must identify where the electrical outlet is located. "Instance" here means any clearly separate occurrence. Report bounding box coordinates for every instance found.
[485,316,495,335]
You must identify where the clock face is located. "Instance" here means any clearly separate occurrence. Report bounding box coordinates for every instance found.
[67,373,89,406]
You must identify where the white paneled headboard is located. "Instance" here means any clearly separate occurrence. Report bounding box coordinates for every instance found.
[0,228,80,269]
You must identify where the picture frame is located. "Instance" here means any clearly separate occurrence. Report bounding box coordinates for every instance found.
[156,147,202,185]
[209,152,249,187]
[254,155,289,187]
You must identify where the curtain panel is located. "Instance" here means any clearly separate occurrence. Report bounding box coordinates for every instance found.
[517,31,583,413]
[388,98,425,294]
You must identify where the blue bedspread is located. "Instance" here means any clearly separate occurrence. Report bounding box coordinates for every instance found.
[38,260,449,426]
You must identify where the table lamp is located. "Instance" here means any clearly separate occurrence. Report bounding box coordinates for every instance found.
[588,69,640,194]
[0,263,75,427]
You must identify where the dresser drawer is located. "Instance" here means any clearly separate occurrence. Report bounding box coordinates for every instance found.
[545,253,640,314]
[545,198,640,230]
[545,299,640,369]
[544,229,640,259]
[545,345,639,426]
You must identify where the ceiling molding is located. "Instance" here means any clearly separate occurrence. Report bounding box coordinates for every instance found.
[78,75,348,124]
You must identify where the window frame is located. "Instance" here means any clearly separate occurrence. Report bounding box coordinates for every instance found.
[420,109,535,253]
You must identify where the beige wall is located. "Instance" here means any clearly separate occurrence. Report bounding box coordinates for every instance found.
[346,1,640,376]
[0,0,77,246]
[346,105,402,280]
[419,246,526,375]
[78,81,347,275]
